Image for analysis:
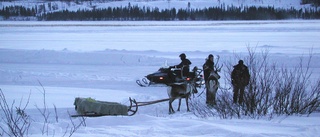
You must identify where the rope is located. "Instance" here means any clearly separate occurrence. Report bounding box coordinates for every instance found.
[133,93,193,107]
[133,98,171,107]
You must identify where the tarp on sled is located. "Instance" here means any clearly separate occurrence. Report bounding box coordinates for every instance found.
[74,97,128,116]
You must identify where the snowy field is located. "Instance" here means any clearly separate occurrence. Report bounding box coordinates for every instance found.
[0,20,320,136]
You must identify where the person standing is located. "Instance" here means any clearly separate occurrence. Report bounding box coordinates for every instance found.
[231,60,250,104]
[203,54,218,105]
[203,54,214,82]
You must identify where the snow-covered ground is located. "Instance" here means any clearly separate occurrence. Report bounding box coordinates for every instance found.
[0,20,320,136]
[1,20,320,53]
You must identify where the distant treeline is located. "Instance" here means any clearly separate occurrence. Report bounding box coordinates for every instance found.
[0,0,319,5]
[1,0,320,6]
[0,6,36,18]
[301,0,320,6]
[1,5,320,20]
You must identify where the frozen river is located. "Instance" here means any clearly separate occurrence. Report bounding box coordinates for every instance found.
[0,20,320,137]
[1,20,320,54]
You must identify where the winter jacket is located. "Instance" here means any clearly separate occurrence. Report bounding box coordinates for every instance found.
[231,64,250,87]
[175,58,192,77]
[203,59,214,81]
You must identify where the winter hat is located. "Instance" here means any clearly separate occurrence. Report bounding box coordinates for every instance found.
[179,53,186,59]
[238,60,244,65]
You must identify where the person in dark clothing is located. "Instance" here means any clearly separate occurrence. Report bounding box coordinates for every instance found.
[231,60,250,104]
[203,54,214,82]
[203,54,218,105]
[169,53,192,81]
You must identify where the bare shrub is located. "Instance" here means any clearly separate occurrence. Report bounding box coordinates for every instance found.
[214,88,240,119]
[35,81,51,136]
[190,95,216,118]
[65,111,86,137]
[0,89,32,137]
[192,47,320,119]
[0,84,86,136]
[273,52,320,115]
[243,47,277,118]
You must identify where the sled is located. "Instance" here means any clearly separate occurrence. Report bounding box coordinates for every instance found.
[71,96,185,117]
[72,97,139,117]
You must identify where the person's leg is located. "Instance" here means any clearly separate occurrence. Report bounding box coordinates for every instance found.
[239,86,245,104]
[205,81,210,104]
[233,86,239,104]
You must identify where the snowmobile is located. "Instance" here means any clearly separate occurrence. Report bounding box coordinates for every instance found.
[136,66,204,87]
